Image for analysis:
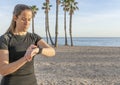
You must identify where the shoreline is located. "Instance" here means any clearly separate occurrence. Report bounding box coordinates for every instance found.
[53,45,120,49]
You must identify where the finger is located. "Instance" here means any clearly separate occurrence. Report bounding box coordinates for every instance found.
[31,50,37,54]
[27,45,37,50]
[30,44,37,49]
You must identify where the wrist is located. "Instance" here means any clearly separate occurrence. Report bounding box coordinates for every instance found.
[23,56,28,62]
[38,46,43,54]
[24,55,32,62]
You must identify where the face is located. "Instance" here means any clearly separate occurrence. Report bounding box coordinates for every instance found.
[14,9,32,32]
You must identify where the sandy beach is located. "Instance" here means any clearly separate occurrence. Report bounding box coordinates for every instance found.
[0,46,120,85]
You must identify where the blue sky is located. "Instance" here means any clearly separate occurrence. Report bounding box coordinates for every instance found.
[0,0,120,37]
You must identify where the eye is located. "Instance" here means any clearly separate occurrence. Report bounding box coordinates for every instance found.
[28,18,31,21]
[22,17,26,21]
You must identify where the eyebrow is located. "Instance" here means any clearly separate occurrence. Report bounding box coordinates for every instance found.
[21,17,32,19]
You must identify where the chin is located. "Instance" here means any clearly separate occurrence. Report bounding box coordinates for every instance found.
[23,28,28,32]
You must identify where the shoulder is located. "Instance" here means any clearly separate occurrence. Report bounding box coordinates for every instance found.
[0,33,12,49]
[0,33,12,41]
[27,32,42,44]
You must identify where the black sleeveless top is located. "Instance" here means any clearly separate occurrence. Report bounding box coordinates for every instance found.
[0,32,42,85]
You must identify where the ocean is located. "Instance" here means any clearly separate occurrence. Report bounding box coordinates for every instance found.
[44,37,120,47]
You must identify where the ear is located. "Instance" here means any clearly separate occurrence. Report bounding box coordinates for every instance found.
[13,15,17,21]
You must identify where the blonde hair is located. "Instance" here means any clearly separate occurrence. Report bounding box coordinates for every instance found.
[6,4,32,33]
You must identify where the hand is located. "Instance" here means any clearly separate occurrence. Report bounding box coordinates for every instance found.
[32,47,39,54]
[24,44,38,62]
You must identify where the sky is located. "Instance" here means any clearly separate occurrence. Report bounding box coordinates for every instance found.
[0,0,120,37]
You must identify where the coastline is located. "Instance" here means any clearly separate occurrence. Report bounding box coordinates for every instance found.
[0,46,120,85]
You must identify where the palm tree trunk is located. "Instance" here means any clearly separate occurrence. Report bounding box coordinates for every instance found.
[55,0,59,47]
[32,17,34,33]
[45,12,49,43]
[64,11,68,46]
[69,12,73,46]
[46,10,54,45]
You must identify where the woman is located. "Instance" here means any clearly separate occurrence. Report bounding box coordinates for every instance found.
[0,4,55,85]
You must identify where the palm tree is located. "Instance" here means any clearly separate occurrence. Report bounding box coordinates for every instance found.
[31,5,39,33]
[61,0,69,46]
[67,0,79,46]
[55,0,60,47]
[42,0,54,45]
[42,2,49,43]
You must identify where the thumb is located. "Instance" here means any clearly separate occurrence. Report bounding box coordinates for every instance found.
[30,44,37,49]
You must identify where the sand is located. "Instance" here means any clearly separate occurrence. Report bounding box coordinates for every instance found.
[0,46,120,85]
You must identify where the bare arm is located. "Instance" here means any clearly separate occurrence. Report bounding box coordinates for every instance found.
[37,39,55,57]
[0,45,38,76]
[0,50,27,76]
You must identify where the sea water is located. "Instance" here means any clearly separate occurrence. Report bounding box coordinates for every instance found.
[44,37,120,47]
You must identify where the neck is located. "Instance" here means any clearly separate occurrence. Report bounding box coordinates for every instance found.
[14,27,27,35]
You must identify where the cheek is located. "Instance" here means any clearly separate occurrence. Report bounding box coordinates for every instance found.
[16,20,23,24]
[28,21,31,24]
[16,20,21,26]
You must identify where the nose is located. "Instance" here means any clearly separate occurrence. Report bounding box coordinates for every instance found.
[24,20,28,25]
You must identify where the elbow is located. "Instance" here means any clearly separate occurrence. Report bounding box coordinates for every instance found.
[0,71,12,76]
[0,68,4,76]
[0,66,10,76]
[1,73,7,76]
[0,71,7,76]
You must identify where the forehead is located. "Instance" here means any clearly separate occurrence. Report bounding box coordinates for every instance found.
[19,10,32,17]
